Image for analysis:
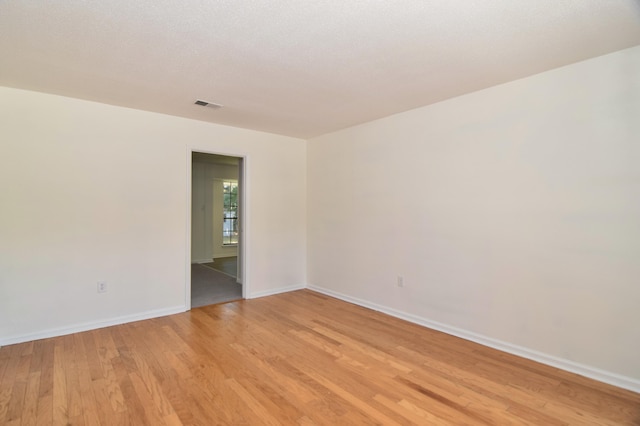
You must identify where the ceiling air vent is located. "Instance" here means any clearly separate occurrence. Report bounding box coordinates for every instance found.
[194,99,223,109]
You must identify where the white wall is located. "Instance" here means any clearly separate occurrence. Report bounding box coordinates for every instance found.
[0,87,307,344]
[307,46,640,388]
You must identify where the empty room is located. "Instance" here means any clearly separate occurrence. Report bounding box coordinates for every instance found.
[1,1,639,424]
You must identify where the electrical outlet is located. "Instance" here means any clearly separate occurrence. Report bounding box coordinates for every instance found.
[97,281,108,293]
[397,276,404,288]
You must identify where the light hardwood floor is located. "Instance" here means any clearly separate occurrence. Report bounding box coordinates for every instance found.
[1,290,638,425]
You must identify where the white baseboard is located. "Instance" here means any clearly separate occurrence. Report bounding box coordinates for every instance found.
[192,259,213,264]
[0,305,187,347]
[249,284,306,299]
[307,284,640,394]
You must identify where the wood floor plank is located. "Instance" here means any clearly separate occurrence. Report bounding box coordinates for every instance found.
[295,364,405,426]
[127,372,170,426]
[2,289,639,425]
[62,334,83,420]
[228,342,319,405]
[225,377,283,426]
[34,395,52,426]
[394,375,528,426]
[19,371,40,426]
[0,345,24,424]
[374,393,447,425]
[93,329,126,414]
[51,340,69,425]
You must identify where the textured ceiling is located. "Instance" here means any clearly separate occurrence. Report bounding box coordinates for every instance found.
[1,1,639,138]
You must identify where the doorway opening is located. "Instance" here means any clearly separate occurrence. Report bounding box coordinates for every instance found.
[189,151,245,308]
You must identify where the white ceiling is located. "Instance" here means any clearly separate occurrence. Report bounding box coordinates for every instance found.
[1,1,639,139]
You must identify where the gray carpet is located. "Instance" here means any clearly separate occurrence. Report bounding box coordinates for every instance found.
[191,263,242,308]
[202,256,237,278]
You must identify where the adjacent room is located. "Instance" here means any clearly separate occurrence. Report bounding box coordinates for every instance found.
[1,1,639,424]
[190,152,243,307]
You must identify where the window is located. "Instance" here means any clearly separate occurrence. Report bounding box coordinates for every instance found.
[222,180,238,245]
